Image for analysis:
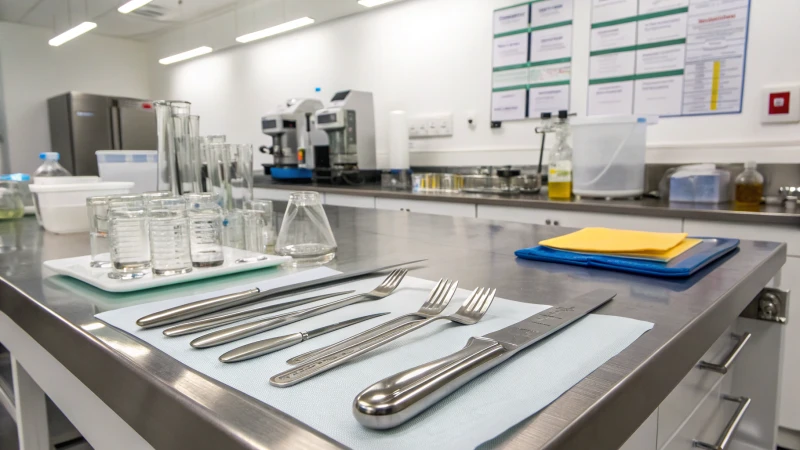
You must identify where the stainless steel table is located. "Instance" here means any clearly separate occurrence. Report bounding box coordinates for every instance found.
[0,208,786,449]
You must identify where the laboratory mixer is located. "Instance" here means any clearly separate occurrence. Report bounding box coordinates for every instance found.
[260,98,326,180]
[313,90,377,184]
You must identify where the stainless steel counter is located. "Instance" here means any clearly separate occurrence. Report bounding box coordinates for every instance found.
[0,211,786,449]
[255,177,800,225]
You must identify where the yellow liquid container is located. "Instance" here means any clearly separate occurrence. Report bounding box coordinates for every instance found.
[548,181,572,200]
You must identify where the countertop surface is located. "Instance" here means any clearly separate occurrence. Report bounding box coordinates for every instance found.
[255,176,800,225]
[0,211,786,450]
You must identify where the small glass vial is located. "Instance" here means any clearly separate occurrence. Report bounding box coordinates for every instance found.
[108,204,150,280]
[244,199,275,252]
[148,197,193,276]
[243,209,266,253]
[734,161,764,206]
[86,196,111,268]
[185,193,225,267]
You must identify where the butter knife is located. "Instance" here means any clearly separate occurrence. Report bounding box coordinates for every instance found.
[136,259,425,328]
[162,291,355,337]
[352,289,616,430]
[219,313,390,363]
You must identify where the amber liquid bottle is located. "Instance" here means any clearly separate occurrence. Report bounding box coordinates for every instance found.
[734,161,764,206]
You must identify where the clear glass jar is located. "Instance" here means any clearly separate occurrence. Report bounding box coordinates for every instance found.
[185,193,224,267]
[275,191,337,266]
[734,161,764,206]
[108,204,150,279]
[148,197,193,276]
[86,196,111,268]
[0,181,25,220]
[244,199,275,252]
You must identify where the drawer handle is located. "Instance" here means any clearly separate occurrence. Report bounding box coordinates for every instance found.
[692,395,751,450]
[698,332,751,374]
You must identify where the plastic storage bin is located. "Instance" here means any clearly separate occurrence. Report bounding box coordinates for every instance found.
[29,182,134,234]
[571,116,649,198]
[97,151,158,194]
[669,164,731,203]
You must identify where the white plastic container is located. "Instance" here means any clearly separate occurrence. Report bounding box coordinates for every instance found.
[96,151,158,194]
[29,182,134,234]
[571,116,649,198]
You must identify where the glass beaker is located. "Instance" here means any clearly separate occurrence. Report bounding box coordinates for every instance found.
[155,101,191,195]
[222,209,246,250]
[108,204,150,279]
[148,197,192,276]
[185,193,224,267]
[275,191,337,266]
[86,196,111,268]
[208,143,254,210]
[244,199,274,253]
[243,209,266,253]
[200,135,225,193]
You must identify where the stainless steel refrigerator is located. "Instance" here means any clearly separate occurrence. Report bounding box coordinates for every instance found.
[47,92,157,175]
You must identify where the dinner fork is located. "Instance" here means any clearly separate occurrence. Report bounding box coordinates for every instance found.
[270,286,496,387]
[286,279,458,365]
[190,269,408,349]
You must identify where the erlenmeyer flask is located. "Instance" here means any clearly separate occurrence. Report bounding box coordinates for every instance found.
[275,191,337,266]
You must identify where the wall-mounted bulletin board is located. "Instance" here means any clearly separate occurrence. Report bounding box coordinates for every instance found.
[491,0,574,123]
[588,0,751,117]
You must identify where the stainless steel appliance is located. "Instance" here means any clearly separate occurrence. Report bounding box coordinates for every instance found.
[313,90,377,183]
[260,98,326,180]
[47,92,157,176]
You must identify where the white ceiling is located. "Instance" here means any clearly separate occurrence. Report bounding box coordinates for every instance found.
[0,0,242,40]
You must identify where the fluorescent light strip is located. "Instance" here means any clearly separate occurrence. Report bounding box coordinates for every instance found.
[48,22,97,47]
[118,0,154,14]
[158,46,213,65]
[358,0,397,7]
[236,17,315,43]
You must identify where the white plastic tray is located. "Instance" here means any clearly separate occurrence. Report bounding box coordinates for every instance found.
[43,248,292,293]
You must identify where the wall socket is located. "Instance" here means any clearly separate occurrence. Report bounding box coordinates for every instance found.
[408,114,453,138]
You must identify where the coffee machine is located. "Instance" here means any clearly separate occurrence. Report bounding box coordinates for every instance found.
[313,90,377,183]
[260,98,326,180]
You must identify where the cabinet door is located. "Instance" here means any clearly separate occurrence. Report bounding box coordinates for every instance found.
[375,198,476,218]
[324,194,375,209]
[477,205,683,232]
[778,258,800,432]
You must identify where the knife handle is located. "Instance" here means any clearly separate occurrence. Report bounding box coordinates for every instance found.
[136,288,261,328]
[352,337,509,430]
[219,332,306,363]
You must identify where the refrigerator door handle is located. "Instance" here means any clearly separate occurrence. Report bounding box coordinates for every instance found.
[111,104,121,150]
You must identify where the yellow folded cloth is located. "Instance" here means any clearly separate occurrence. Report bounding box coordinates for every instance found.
[583,238,702,262]
[540,228,689,253]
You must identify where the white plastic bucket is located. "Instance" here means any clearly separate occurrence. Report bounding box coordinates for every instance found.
[571,116,648,198]
[29,182,134,234]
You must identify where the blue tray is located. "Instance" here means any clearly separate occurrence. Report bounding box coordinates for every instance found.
[514,237,740,278]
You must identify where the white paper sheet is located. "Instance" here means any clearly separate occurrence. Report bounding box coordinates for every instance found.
[493,33,529,68]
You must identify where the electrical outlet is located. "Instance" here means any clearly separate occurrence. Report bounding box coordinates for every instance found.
[408,114,454,138]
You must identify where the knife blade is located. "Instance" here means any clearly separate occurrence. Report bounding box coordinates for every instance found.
[135,259,425,328]
[351,289,616,430]
[219,313,391,363]
[162,290,355,337]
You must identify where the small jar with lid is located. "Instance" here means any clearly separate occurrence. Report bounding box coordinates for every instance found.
[734,161,764,206]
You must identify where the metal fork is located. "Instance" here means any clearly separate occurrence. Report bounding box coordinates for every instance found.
[270,286,497,387]
[286,279,458,365]
[190,269,408,349]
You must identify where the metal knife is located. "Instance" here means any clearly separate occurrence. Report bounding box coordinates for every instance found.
[162,291,355,337]
[135,259,425,328]
[219,313,390,363]
[351,289,616,430]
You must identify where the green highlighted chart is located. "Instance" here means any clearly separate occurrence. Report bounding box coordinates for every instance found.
[492,0,574,122]
[588,0,751,117]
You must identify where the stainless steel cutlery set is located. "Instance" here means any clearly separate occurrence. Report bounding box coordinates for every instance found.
[134,260,615,429]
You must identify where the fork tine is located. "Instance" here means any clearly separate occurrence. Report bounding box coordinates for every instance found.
[433,279,452,306]
[469,287,488,312]
[381,269,403,288]
[462,287,481,310]
[473,287,493,313]
[466,287,485,310]
[390,269,408,288]
[480,289,497,314]
[443,280,459,305]
[427,278,446,305]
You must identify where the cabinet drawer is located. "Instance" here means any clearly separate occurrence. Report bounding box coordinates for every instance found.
[476,205,683,232]
[324,194,375,209]
[683,219,799,256]
[375,198,476,218]
[253,188,292,201]
[661,377,749,450]
[657,329,746,448]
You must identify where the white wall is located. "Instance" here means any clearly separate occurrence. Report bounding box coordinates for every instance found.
[149,0,800,168]
[0,21,151,174]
